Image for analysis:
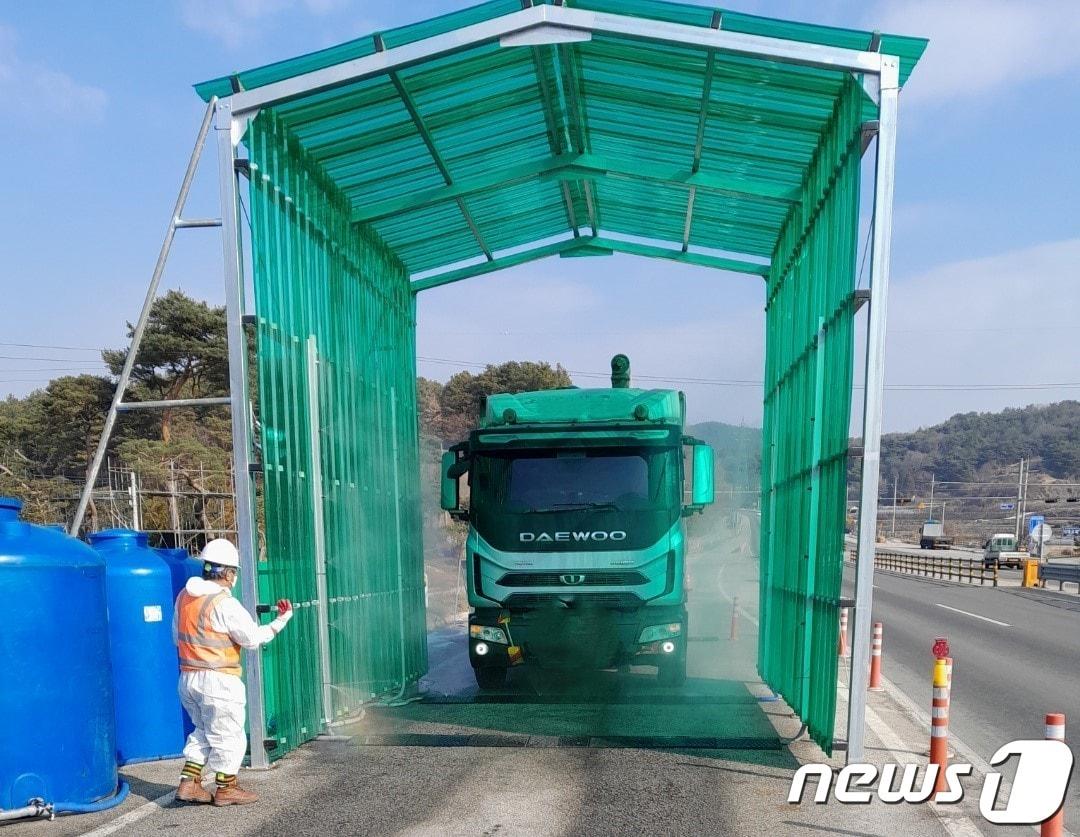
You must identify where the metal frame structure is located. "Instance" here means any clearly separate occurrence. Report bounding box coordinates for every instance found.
[80,2,903,768]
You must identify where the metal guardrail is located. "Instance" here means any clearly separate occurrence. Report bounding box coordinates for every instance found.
[1039,562,1080,593]
[848,550,998,586]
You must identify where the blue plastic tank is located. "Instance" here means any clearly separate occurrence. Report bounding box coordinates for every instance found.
[156,547,202,600]
[88,529,185,764]
[154,546,202,739]
[0,497,120,810]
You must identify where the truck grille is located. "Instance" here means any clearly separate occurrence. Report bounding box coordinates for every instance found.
[497,571,648,587]
[504,592,643,609]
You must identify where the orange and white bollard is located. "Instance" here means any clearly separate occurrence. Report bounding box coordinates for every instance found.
[838,607,850,658]
[729,595,739,641]
[930,656,952,796]
[1043,713,1066,837]
[868,621,883,690]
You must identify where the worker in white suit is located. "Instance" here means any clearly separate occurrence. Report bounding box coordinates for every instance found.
[172,538,293,806]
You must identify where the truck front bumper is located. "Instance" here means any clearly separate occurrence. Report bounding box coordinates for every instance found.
[469,605,687,670]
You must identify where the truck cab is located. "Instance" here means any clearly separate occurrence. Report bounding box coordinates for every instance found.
[983,533,1026,569]
[440,355,714,689]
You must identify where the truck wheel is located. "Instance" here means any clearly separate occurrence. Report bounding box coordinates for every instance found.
[657,655,686,687]
[474,666,508,690]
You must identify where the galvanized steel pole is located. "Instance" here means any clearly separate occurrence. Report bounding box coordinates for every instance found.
[70,97,217,535]
[846,54,899,763]
[215,98,270,769]
[306,336,336,729]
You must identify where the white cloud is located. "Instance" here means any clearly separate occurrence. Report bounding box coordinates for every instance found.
[883,238,1080,429]
[871,0,1080,105]
[180,0,346,48]
[0,24,107,123]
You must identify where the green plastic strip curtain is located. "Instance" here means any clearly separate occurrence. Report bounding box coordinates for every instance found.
[248,111,427,758]
[758,76,862,754]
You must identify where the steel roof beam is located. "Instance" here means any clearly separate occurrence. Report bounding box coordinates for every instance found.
[411,238,586,292]
[382,58,493,261]
[589,236,769,276]
[530,45,580,238]
[555,42,599,236]
[411,233,769,293]
[682,11,722,253]
[353,152,796,225]
[227,5,885,120]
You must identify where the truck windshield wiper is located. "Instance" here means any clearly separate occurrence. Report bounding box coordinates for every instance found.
[526,501,620,513]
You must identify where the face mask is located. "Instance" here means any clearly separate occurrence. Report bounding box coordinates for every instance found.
[231,570,239,590]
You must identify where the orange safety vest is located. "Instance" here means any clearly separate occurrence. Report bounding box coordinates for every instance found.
[176,589,242,677]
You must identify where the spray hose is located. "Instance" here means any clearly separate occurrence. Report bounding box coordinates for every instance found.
[0,781,129,822]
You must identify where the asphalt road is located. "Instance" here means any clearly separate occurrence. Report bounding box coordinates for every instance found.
[845,565,1080,825]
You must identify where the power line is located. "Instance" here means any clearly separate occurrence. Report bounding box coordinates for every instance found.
[0,354,109,363]
[0,341,105,352]
[0,367,108,373]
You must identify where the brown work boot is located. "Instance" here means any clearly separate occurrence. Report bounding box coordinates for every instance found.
[175,779,212,804]
[213,784,259,806]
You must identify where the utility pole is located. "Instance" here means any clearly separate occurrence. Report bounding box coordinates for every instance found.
[1014,458,1025,541]
[1020,463,1030,545]
[891,475,898,539]
[929,473,935,521]
[941,500,946,527]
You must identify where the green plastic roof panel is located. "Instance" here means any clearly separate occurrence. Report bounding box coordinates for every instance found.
[196,0,924,285]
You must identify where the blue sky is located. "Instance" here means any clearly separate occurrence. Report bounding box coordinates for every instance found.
[1,1,1078,431]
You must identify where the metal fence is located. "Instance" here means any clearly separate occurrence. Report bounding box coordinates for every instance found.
[851,550,998,586]
[1039,563,1080,593]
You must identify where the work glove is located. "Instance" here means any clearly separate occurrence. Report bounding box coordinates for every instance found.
[271,598,294,633]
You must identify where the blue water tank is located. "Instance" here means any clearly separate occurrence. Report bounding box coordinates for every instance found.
[154,547,202,739]
[0,497,120,809]
[156,547,202,600]
[88,529,185,765]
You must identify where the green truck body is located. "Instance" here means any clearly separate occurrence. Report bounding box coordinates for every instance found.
[441,356,714,689]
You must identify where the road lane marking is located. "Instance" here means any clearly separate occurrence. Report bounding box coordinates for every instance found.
[934,603,1010,627]
[79,791,176,837]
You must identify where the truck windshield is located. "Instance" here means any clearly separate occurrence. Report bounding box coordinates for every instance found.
[472,448,678,513]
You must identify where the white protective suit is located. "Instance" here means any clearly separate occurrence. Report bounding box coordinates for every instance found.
[172,576,292,774]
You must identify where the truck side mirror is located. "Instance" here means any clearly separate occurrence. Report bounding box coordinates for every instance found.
[691,443,715,507]
[440,451,459,512]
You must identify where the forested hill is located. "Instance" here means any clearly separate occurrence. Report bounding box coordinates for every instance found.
[689,401,1080,494]
[685,421,761,491]
[879,401,1080,491]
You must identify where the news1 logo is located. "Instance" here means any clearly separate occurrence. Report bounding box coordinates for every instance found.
[788,740,1073,824]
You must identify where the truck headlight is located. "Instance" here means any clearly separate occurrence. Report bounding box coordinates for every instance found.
[470,624,509,644]
[638,623,682,644]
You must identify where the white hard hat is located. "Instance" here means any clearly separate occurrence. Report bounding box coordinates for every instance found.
[200,538,240,568]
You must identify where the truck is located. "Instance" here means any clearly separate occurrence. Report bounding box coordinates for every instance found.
[440,355,715,689]
[983,533,1027,569]
[919,520,952,550]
